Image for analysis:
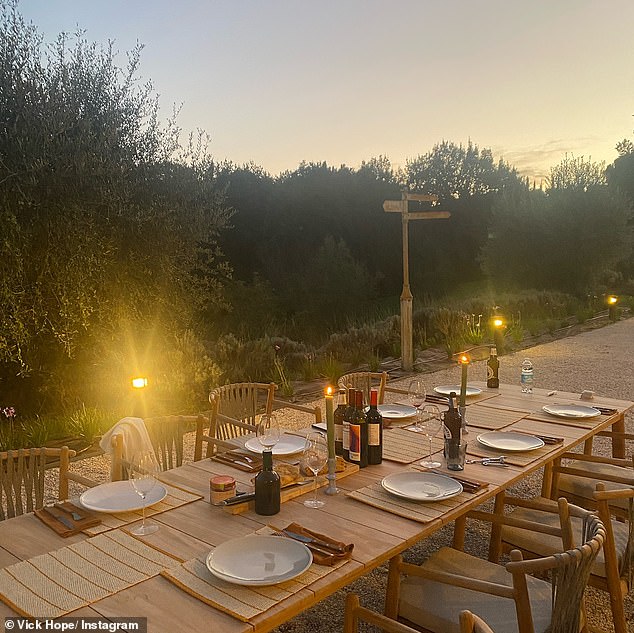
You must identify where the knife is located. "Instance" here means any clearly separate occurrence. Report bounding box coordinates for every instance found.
[282,529,346,553]
[43,506,75,530]
[55,502,83,521]
[222,492,256,506]
[212,454,259,472]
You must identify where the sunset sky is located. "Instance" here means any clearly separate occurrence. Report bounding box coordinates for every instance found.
[20,0,634,182]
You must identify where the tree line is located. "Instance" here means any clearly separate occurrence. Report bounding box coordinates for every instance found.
[1,0,633,415]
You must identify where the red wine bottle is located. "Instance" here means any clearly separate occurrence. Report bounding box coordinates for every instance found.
[366,388,382,465]
[487,346,500,388]
[349,390,368,468]
[334,388,346,457]
[343,387,356,462]
[254,450,280,515]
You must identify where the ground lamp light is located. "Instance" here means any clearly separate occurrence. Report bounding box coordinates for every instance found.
[491,315,506,352]
[607,295,619,322]
[131,376,149,417]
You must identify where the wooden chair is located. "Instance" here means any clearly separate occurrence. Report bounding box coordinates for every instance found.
[493,485,634,633]
[547,428,634,521]
[0,447,76,520]
[459,611,495,633]
[337,371,388,404]
[195,382,323,460]
[385,498,605,633]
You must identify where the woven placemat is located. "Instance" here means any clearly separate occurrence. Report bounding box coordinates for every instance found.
[382,427,444,463]
[83,482,202,535]
[523,408,603,429]
[462,405,527,430]
[160,545,348,621]
[346,481,485,523]
[0,529,183,618]
[466,431,562,466]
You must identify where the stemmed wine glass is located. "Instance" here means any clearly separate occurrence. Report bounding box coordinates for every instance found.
[408,380,426,411]
[130,450,160,536]
[257,413,281,453]
[416,404,443,469]
[301,432,328,508]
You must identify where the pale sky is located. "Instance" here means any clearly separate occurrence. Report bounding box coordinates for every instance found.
[19,0,634,182]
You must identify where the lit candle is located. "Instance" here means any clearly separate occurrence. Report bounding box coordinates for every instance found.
[459,354,469,408]
[325,387,335,459]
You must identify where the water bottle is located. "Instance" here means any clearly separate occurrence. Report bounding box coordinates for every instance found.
[520,358,534,393]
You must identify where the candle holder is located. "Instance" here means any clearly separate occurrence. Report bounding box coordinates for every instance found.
[325,457,339,495]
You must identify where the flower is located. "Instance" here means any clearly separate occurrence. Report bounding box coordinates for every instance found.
[2,407,15,420]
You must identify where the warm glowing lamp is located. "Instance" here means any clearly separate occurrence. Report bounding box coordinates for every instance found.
[607,295,619,321]
[493,317,504,329]
[131,377,148,389]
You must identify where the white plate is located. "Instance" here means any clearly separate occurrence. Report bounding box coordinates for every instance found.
[381,472,462,502]
[79,480,167,513]
[377,404,418,419]
[542,404,601,419]
[434,385,482,397]
[206,535,312,586]
[477,431,544,452]
[245,433,307,455]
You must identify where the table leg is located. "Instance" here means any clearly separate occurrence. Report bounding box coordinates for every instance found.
[612,414,626,459]
[452,515,466,551]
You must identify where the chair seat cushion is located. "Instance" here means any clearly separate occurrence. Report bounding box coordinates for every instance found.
[399,547,553,633]
[500,498,629,578]
[558,461,634,511]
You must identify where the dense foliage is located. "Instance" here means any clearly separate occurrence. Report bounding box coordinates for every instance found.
[1,0,634,426]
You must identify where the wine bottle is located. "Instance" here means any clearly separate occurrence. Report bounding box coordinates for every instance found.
[342,387,356,462]
[444,391,462,440]
[349,390,368,468]
[334,388,346,456]
[254,450,280,515]
[487,346,500,388]
[366,388,382,465]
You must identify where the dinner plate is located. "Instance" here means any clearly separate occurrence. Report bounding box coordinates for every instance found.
[206,535,312,586]
[377,404,418,419]
[380,472,462,502]
[476,431,544,452]
[79,480,167,513]
[434,385,482,397]
[542,404,601,419]
[244,433,307,455]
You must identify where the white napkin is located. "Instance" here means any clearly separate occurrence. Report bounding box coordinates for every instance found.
[99,417,155,479]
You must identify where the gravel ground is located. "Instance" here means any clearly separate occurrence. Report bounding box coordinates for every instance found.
[60,318,634,632]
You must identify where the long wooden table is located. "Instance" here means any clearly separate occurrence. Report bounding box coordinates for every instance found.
[0,384,631,632]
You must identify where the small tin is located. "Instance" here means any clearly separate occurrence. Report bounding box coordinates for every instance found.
[210,475,236,505]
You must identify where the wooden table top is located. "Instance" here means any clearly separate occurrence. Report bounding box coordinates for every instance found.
[0,383,631,632]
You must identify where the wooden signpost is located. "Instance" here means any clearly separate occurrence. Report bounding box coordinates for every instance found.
[383,192,450,371]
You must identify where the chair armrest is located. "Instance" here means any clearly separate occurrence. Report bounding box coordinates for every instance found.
[559,451,633,468]
[272,399,322,423]
[556,464,634,486]
[398,560,515,600]
[66,472,100,488]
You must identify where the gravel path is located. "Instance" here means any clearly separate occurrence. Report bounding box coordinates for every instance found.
[62,318,634,632]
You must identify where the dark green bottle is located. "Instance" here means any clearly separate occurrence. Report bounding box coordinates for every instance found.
[254,450,280,515]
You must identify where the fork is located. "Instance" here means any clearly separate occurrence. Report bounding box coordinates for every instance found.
[465,456,507,466]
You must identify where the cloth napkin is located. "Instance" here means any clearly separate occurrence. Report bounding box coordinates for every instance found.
[34,502,101,537]
[283,522,353,566]
[99,416,155,479]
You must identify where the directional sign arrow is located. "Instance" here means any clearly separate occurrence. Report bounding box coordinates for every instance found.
[383,200,406,212]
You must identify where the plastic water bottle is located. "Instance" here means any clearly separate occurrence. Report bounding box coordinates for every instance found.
[520,358,534,393]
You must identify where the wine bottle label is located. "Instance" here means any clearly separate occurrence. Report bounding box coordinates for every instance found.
[349,424,361,461]
[487,366,494,380]
[342,422,350,450]
[335,425,343,442]
[368,424,380,446]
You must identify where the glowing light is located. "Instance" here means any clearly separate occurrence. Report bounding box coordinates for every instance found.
[459,354,470,365]
[493,317,504,328]
[131,377,148,389]
[326,386,333,396]
[607,295,618,305]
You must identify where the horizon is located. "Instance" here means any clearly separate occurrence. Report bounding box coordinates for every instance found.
[17,0,634,182]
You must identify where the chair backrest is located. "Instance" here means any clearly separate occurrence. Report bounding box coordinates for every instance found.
[209,382,275,440]
[144,415,198,471]
[505,500,605,633]
[459,611,495,633]
[0,447,75,520]
[337,372,387,405]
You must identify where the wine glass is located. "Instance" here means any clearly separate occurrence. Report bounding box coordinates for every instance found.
[301,432,328,508]
[416,404,443,469]
[130,450,160,536]
[257,413,281,452]
[408,380,426,411]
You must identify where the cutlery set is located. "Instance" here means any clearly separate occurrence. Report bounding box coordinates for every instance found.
[271,528,346,556]
[464,456,508,467]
